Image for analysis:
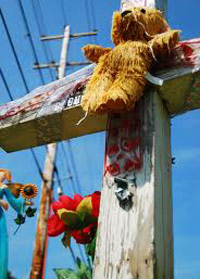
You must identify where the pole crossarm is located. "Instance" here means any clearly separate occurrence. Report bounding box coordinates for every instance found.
[40,31,98,41]
[33,61,91,69]
[0,49,199,152]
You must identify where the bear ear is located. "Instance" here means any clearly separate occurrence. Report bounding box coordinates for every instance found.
[111,11,123,45]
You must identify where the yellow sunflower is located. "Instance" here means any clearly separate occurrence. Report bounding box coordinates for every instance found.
[20,184,37,199]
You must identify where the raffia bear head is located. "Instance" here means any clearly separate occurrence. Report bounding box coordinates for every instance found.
[111,7,170,45]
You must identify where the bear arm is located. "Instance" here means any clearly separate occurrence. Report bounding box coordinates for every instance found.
[82,44,111,63]
[148,30,180,60]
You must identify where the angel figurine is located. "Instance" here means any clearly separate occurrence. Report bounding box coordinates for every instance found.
[0,169,37,279]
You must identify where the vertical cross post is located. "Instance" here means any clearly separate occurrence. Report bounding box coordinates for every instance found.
[93,1,173,279]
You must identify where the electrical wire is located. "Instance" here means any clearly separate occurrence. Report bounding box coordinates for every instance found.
[65,141,82,194]
[69,246,76,265]
[0,8,29,93]
[0,68,14,101]
[59,142,87,263]
[35,0,55,62]
[17,0,45,84]
[89,0,98,44]
[85,0,92,44]
[59,0,68,27]
[60,142,79,193]
[89,0,97,32]
[30,0,55,80]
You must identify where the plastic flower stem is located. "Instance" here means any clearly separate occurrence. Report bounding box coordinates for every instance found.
[79,229,93,274]
[84,245,93,274]
[13,213,27,235]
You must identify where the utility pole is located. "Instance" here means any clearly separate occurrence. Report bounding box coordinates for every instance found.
[33,30,97,72]
[30,26,98,279]
[30,25,70,279]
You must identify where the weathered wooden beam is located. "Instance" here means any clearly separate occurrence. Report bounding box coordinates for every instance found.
[93,89,173,279]
[0,64,199,152]
[93,1,173,278]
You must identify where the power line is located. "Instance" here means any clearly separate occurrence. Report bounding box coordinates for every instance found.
[89,0,97,31]
[85,0,92,44]
[65,141,82,194]
[0,68,14,101]
[0,8,29,93]
[69,246,76,264]
[17,0,45,85]
[59,0,67,27]
[29,148,44,179]
[30,0,55,80]
[89,0,98,44]
[59,143,79,193]
[84,0,98,44]
[35,0,56,62]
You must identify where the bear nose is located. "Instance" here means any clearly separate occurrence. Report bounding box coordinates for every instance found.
[121,10,132,17]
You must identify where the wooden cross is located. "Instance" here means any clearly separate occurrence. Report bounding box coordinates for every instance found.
[0,0,199,278]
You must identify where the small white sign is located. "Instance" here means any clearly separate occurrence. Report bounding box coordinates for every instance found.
[66,95,82,108]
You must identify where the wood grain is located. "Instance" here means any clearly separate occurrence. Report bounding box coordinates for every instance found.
[93,90,173,279]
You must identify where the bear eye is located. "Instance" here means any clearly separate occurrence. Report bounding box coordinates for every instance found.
[140,9,146,14]
[121,10,132,17]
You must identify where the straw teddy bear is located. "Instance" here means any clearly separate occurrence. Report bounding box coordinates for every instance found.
[81,7,180,113]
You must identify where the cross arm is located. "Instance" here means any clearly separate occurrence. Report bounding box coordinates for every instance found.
[0,40,200,152]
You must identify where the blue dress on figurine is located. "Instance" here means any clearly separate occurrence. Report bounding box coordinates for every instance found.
[0,187,25,279]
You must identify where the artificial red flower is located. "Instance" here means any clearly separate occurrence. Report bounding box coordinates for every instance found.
[48,214,67,237]
[89,191,101,218]
[48,191,101,246]
[71,222,98,244]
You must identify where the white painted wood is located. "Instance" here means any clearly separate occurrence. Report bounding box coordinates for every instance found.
[58,25,70,78]
[93,90,173,279]
[0,66,199,152]
[93,1,173,278]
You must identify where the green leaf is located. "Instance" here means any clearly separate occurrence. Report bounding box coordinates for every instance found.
[85,236,96,261]
[76,259,92,279]
[76,257,82,269]
[58,209,82,229]
[26,207,37,217]
[54,268,77,279]
[14,214,25,225]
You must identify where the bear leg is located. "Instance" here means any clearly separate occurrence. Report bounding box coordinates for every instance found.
[97,71,146,112]
[81,67,115,113]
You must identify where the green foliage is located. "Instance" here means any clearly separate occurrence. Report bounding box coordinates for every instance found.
[25,207,37,217]
[14,214,25,225]
[85,236,96,261]
[54,257,92,279]
[54,268,77,279]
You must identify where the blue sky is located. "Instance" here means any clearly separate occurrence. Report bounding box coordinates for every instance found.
[0,0,200,279]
